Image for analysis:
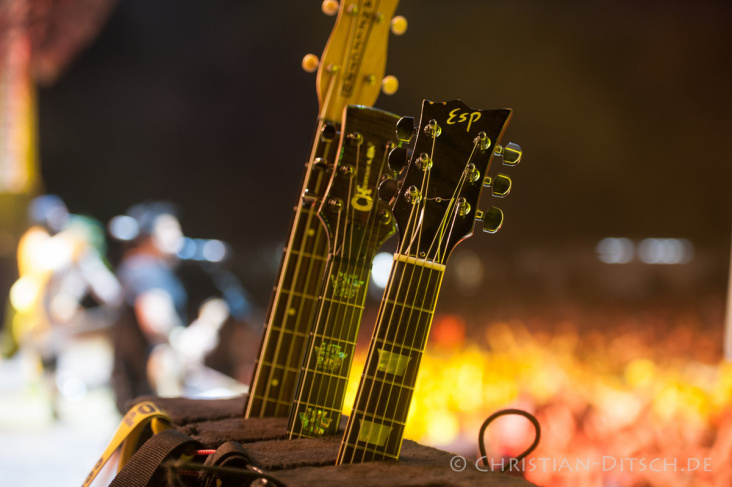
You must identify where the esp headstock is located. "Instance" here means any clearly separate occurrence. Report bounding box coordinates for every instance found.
[384,99,521,263]
[302,0,406,122]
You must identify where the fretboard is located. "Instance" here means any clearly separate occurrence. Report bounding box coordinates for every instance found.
[337,255,445,463]
[287,255,371,438]
[245,122,340,418]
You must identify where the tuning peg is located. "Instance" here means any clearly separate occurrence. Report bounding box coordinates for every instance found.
[320,122,337,141]
[494,142,522,166]
[395,116,415,142]
[388,147,409,172]
[390,16,408,35]
[483,173,512,197]
[475,207,504,233]
[381,75,399,95]
[321,0,339,16]
[302,53,319,73]
[378,178,399,202]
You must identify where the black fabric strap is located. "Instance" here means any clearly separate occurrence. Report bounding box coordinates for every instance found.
[110,428,202,487]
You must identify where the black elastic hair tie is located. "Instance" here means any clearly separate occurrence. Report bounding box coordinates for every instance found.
[478,408,541,472]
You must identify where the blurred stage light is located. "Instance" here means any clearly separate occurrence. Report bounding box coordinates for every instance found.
[638,238,694,264]
[371,252,394,289]
[202,239,226,262]
[108,215,139,241]
[596,238,635,264]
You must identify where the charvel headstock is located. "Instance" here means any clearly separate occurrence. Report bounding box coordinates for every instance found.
[383,99,521,262]
[302,0,406,122]
[318,106,400,255]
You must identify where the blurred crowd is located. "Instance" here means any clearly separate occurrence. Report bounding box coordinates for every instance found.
[1,194,257,416]
[342,300,731,486]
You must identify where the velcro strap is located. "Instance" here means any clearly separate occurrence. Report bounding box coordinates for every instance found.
[110,429,202,487]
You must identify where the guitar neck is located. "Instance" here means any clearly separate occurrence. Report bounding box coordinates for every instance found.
[337,255,445,463]
[245,123,340,418]
[287,255,371,438]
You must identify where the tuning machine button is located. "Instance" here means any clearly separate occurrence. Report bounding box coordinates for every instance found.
[390,15,408,35]
[302,54,320,73]
[395,116,415,142]
[475,207,504,233]
[378,178,399,202]
[321,0,339,16]
[482,173,512,197]
[381,75,399,95]
[388,147,409,172]
[494,142,522,166]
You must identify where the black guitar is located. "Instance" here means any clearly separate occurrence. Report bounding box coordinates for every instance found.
[287,105,400,438]
[337,99,521,463]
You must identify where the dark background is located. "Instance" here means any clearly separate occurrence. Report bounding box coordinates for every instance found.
[36,0,732,308]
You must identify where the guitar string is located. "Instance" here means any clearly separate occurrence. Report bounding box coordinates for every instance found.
[346,119,484,461]
[304,134,393,437]
[312,135,392,437]
[248,116,331,417]
[267,3,360,415]
[343,200,420,463]
[349,119,435,462]
[355,126,444,462]
[292,0,364,425]
[339,160,421,462]
[379,140,477,459]
[383,122,501,457]
[292,130,357,437]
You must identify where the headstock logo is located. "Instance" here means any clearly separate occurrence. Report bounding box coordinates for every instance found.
[446,108,482,132]
[351,143,375,212]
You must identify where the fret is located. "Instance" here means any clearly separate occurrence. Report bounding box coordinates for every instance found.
[338,100,517,463]
[288,105,402,438]
[380,298,435,315]
[292,400,343,416]
[373,337,426,355]
[337,258,444,463]
[350,408,409,427]
[338,442,399,461]
[257,361,302,374]
[247,189,332,418]
[247,0,404,419]
[263,327,310,340]
[285,249,328,261]
[319,295,367,309]
[248,395,293,407]
[308,334,357,349]
[269,288,321,302]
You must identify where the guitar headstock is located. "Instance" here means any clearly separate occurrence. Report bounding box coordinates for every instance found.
[318,106,400,255]
[302,0,405,122]
[385,100,521,264]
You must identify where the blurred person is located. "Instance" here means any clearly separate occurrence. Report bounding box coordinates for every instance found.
[110,202,188,411]
[5,194,122,416]
[110,203,252,408]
